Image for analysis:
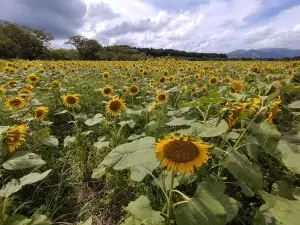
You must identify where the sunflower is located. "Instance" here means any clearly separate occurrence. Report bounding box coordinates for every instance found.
[208,76,218,86]
[106,96,126,117]
[143,70,148,76]
[4,97,26,110]
[7,80,17,89]
[265,97,281,122]
[164,71,169,76]
[27,74,39,83]
[159,76,166,83]
[225,103,248,128]
[34,107,48,121]
[102,86,113,97]
[156,136,212,174]
[0,87,6,95]
[52,80,60,89]
[7,125,26,153]
[62,95,80,107]
[129,85,139,95]
[18,88,32,100]
[169,76,175,82]
[102,71,110,80]
[132,77,138,82]
[156,92,168,104]
[231,80,243,93]
[195,74,201,80]
[202,86,207,94]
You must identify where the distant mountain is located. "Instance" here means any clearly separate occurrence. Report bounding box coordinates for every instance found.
[227,48,300,59]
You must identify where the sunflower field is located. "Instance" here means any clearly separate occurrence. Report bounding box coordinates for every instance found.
[0,58,300,225]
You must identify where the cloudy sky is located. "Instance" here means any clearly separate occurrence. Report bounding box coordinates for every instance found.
[1,0,300,53]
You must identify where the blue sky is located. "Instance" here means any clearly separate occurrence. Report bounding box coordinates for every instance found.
[1,0,300,52]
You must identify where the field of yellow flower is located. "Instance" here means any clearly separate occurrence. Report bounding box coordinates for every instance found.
[0,58,300,225]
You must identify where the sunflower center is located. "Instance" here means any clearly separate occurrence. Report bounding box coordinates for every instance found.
[104,74,108,78]
[36,110,44,117]
[210,78,217,83]
[109,100,121,111]
[30,77,37,81]
[164,140,199,163]
[130,86,138,93]
[158,94,166,101]
[160,77,166,82]
[66,96,76,104]
[104,88,112,94]
[10,99,22,106]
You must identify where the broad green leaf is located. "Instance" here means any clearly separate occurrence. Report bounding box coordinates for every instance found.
[126,108,143,116]
[152,171,179,191]
[92,164,107,179]
[19,170,51,186]
[166,117,195,127]
[222,149,263,191]
[168,108,191,117]
[128,133,146,141]
[271,180,296,200]
[130,161,160,182]
[180,96,224,108]
[260,191,300,225]
[175,179,241,225]
[101,137,156,170]
[125,195,164,224]
[177,173,197,185]
[64,136,76,147]
[0,179,22,197]
[237,181,254,198]
[119,120,136,129]
[176,122,206,136]
[264,90,280,106]
[277,141,300,174]
[288,101,300,109]
[3,152,46,170]
[246,135,260,161]
[253,206,281,225]
[0,126,10,136]
[250,123,281,158]
[293,188,300,200]
[85,113,105,126]
[40,136,59,147]
[93,141,110,150]
[4,214,30,225]
[28,214,51,225]
[199,120,228,138]
[227,131,239,140]
[80,216,92,225]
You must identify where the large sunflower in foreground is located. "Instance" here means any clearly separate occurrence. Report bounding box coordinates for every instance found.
[7,124,26,153]
[156,92,168,104]
[62,95,80,107]
[4,96,26,110]
[102,85,113,97]
[34,107,48,121]
[156,136,212,174]
[106,96,126,117]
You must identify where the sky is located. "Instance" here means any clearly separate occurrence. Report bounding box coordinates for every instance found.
[1,0,300,53]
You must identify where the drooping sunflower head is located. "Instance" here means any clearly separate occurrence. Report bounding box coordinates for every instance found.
[102,86,113,97]
[52,80,60,89]
[156,92,168,104]
[159,76,166,83]
[129,85,139,95]
[102,71,110,80]
[265,97,281,122]
[208,76,218,86]
[34,107,48,121]
[62,94,80,107]
[7,80,17,89]
[4,97,27,110]
[7,124,26,153]
[106,96,126,117]
[156,136,212,174]
[0,87,6,95]
[231,80,243,93]
[27,74,39,83]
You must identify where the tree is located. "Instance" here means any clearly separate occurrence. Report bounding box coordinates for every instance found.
[66,36,103,60]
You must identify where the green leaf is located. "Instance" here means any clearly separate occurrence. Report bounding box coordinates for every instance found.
[166,117,195,127]
[175,179,241,225]
[92,164,107,179]
[19,170,51,186]
[176,122,206,136]
[288,101,300,109]
[253,207,281,225]
[177,173,197,185]
[85,113,105,126]
[168,108,191,117]
[101,137,156,170]
[222,149,263,191]
[119,120,136,129]
[128,133,146,141]
[0,126,10,136]
[80,216,92,225]
[199,120,228,138]
[4,214,30,225]
[180,96,224,108]
[64,136,76,147]
[40,136,59,147]
[237,181,254,198]
[93,141,110,150]
[125,108,143,116]
[259,191,300,225]
[0,179,22,197]
[130,161,160,182]
[264,90,280,106]
[271,180,296,200]
[3,152,46,170]
[250,123,281,158]
[152,171,179,191]
[28,214,51,225]
[125,195,164,224]
[277,141,300,174]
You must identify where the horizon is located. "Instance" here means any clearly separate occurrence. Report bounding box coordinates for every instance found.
[1,0,300,53]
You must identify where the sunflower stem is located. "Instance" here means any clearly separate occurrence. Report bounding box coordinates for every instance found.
[166,171,175,225]
[204,103,212,123]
